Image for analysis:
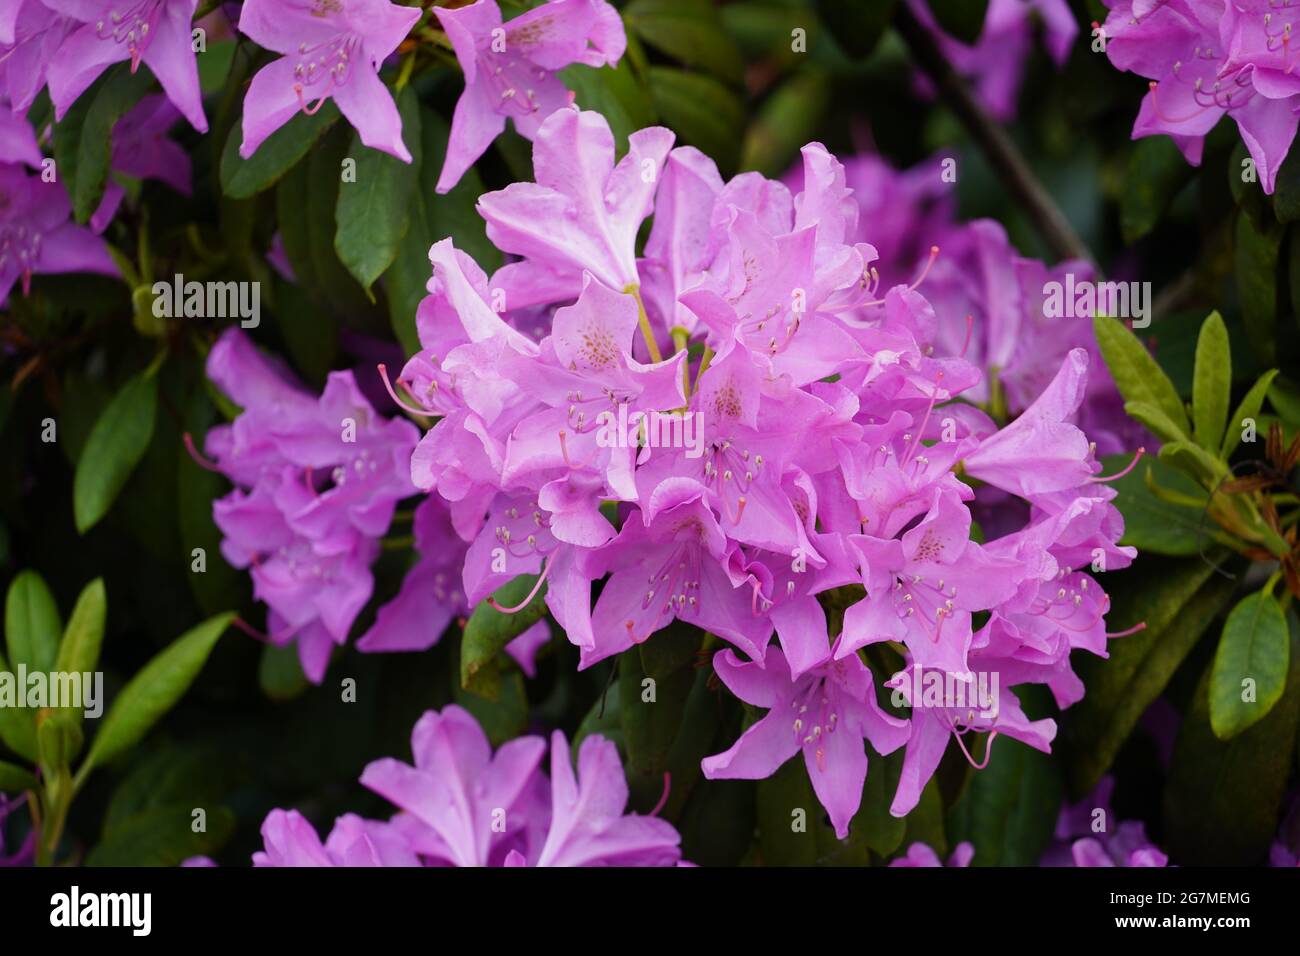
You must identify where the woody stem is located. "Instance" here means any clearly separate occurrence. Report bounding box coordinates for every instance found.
[893,4,1095,267]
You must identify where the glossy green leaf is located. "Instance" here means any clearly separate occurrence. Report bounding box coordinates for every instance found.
[1223,369,1279,458]
[1235,209,1280,365]
[0,759,36,793]
[81,612,233,775]
[625,0,744,84]
[333,85,419,293]
[54,578,107,681]
[460,575,548,699]
[1105,456,1205,556]
[69,66,155,223]
[220,102,340,199]
[86,804,235,866]
[0,648,37,762]
[73,371,158,534]
[1210,591,1289,739]
[648,67,743,175]
[1061,559,1235,796]
[384,107,498,355]
[1093,314,1189,437]
[1123,400,1187,445]
[947,736,1062,866]
[1191,311,1231,452]
[1121,136,1195,243]
[1164,623,1300,865]
[740,70,831,177]
[258,641,309,702]
[5,570,61,675]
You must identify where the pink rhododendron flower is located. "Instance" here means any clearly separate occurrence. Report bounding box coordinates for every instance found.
[357,705,682,866]
[1041,776,1169,866]
[1101,0,1300,193]
[202,328,422,682]
[434,0,625,193]
[0,162,117,305]
[237,0,421,161]
[44,0,207,132]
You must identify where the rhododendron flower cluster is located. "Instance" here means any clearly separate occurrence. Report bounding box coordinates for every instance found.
[381,105,1143,839]
[1101,0,1300,193]
[201,328,420,681]
[249,705,682,867]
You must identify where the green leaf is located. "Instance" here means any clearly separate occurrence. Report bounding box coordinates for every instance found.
[198,39,238,96]
[0,648,38,762]
[0,759,36,793]
[1121,136,1195,244]
[80,612,233,775]
[73,371,158,534]
[947,736,1062,866]
[1122,400,1187,445]
[1157,439,1224,485]
[275,125,371,315]
[334,85,419,293]
[1164,622,1300,865]
[460,575,548,699]
[1105,456,1205,556]
[561,58,659,153]
[619,641,695,797]
[86,804,235,866]
[384,107,499,355]
[855,750,906,857]
[452,665,528,748]
[37,710,83,775]
[103,744,244,837]
[54,578,107,680]
[625,0,744,84]
[1210,591,1289,739]
[5,570,62,675]
[1093,314,1189,437]
[1235,209,1281,366]
[1191,311,1231,452]
[1268,374,1300,425]
[219,102,340,199]
[1061,558,1236,796]
[740,70,832,177]
[258,641,309,702]
[647,67,744,175]
[70,66,155,223]
[755,754,872,865]
[1223,368,1279,459]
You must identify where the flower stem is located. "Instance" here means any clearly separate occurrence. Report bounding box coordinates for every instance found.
[695,346,714,393]
[625,284,663,363]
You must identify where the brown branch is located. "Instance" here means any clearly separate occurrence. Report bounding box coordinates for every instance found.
[893,4,1095,267]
